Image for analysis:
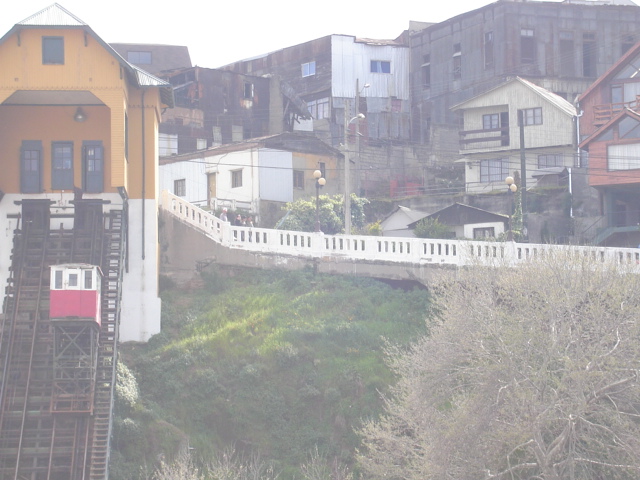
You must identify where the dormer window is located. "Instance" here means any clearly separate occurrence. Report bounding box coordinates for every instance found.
[42,37,64,64]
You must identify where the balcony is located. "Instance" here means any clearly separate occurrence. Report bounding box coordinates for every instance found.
[459,127,509,151]
[593,96,640,126]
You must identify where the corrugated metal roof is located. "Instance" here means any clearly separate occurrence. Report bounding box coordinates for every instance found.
[18,3,87,27]
[452,76,576,118]
[517,77,576,118]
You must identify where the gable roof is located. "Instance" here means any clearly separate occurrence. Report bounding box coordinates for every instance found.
[451,76,576,117]
[160,132,343,164]
[578,40,640,104]
[0,3,174,107]
[579,107,640,149]
[408,203,508,228]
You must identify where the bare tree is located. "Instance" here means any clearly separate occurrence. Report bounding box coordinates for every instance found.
[358,252,640,480]
[300,446,353,480]
[152,449,204,480]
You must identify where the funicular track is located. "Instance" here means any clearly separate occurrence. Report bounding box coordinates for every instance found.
[0,200,126,480]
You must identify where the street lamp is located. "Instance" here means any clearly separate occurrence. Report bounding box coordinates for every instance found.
[505,176,517,241]
[344,113,365,235]
[314,169,326,232]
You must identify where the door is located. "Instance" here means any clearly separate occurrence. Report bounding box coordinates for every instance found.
[20,140,42,193]
[83,142,104,193]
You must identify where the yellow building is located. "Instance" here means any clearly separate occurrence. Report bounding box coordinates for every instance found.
[0,4,173,342]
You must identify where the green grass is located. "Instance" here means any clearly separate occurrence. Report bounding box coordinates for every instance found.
[112,266,433,479]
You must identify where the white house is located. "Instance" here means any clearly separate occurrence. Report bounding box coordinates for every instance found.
[452,77,577,194]
[159,132,343,226]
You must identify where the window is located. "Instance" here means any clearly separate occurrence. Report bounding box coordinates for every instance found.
[453,44,462,79]
[68,273,78,287]
[483,114,500,130]
[559,32,574,77]
[232,169,243,188]
[622,35,635,56]
[21,140,42,193]
[583,33,597,77]
[159,133,178,156]
[55,270,63,289]
[174,179,186,197]
[244,83,254,99]
[293,170,305,189]
[43,37,64,64]
[480,159,509,183]
[307,98,330,119]
[422,54,431,87]
[302,61,316,77]
[52,142,74,190]
[127,51,152,64]
[473,227,495,239]
[520,28,535,65]
[538,154,564,168]
[519,107,542,126]
[84,270,93,289]
[371,60,391,74]
[484,32,494,69]
[608,143,640,170]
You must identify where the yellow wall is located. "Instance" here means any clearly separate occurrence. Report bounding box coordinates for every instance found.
[0,27,165,200]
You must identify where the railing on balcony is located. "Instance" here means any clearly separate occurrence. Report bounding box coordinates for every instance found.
[593,95,640,126]
[459,127,510,150]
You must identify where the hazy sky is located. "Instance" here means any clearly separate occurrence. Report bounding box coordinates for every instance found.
[1,0,567,68]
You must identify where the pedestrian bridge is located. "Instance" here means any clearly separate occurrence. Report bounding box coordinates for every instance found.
[160,191,640,282]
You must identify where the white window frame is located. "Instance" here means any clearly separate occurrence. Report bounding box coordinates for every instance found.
[302,61,316,77]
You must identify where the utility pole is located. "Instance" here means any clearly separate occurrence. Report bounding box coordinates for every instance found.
[518,109,527,238]
[344,99,351,235]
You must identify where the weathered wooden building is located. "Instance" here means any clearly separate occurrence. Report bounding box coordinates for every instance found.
[222,34,415,199]
[410,0,640,172]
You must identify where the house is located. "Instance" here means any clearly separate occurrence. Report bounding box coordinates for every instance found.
[222,34,415,199]
[160,132,343,227]
[410,0,640,181]
[576,41,640,246]
[407,203,509,240]
[380,205,429,237]
[0,4,174,342]
[452,77,577,195]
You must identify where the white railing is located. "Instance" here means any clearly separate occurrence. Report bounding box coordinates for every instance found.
[160,191,640,271]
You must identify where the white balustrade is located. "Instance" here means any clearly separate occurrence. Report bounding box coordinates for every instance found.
[160,191,640,271]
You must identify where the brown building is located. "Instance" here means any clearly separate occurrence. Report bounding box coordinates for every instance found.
[577,40,640,246]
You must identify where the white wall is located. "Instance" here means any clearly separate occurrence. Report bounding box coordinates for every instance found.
[160,158,209,207]
[120,198,162,342]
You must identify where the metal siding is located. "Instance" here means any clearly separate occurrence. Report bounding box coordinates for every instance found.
[331,36,409,100]
[259,149,293,202]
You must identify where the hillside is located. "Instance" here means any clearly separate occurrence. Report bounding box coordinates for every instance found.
[109,266,433,479]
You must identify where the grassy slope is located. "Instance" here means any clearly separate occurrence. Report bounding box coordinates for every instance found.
[111,266,432,479]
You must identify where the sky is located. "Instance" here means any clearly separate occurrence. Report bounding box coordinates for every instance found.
[0,0,566,68]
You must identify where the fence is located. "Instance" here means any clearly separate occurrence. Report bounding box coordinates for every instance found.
[160,190,640,271]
